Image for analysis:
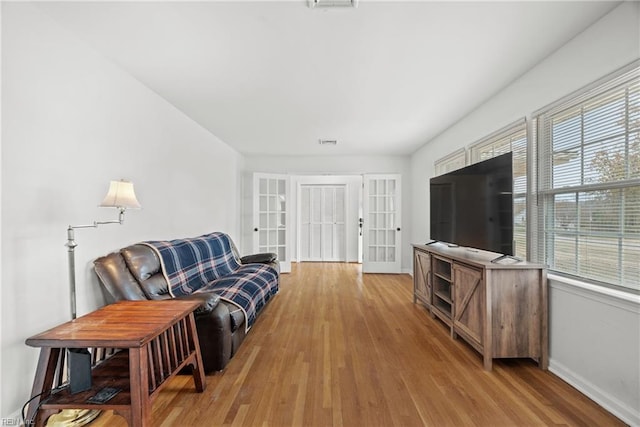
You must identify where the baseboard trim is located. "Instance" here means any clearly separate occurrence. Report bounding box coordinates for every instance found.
[549,359,640,426]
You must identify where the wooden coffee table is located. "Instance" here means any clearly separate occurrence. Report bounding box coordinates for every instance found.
[25,300,206,427]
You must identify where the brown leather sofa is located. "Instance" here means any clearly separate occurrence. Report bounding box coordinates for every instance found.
[93,242,278,373]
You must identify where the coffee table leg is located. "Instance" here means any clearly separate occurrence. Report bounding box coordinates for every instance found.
[186,314,206,392]
[129,346,151,427]
[27,347,60,426]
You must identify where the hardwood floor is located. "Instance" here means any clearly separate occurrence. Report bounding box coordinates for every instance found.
[90,262,623,427]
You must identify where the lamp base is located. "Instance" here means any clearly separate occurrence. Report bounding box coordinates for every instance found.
[45,409,101,427]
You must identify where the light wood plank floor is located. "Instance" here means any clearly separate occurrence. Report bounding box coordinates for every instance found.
[91,262,623,427]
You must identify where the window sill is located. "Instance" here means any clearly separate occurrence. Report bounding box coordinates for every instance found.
[548,273,640,312]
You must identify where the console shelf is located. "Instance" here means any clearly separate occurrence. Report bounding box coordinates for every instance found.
[412,243,548,371]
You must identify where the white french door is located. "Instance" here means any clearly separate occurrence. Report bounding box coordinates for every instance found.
[299,185,347,262]
[253,173,291,273]
[362,174,401,273]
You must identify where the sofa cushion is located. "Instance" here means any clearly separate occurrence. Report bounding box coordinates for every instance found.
[93,252,147,301]
[176,292,221,315]
[142,233,241,297]
[197,263,279,330]
[139,275,171,299]
[121,244,161,282]
[240,252,277,264]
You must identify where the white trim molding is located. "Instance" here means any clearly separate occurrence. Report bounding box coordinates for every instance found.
[548,275,640,426]
[549,359,640,426]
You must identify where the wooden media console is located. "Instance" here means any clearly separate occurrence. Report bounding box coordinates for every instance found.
[413,243,548,371]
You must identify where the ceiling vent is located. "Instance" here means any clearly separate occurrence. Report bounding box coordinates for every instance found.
[318,139,338,145]
[308,0,358,9]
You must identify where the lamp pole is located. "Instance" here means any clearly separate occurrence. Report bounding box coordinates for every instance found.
[66,227,79,320]
[65,211,124,320]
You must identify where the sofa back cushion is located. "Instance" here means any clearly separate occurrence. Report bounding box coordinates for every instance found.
[142,232,241,297]
[121,244,171,299]
[93,252,148,301]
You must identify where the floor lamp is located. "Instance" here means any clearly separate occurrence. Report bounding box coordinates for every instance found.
[48,180,141,427]
[66,179,141,320]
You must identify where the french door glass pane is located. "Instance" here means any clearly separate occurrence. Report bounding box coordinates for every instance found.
[387,180,395,195]
[387,247,395,262]
[378,180,386,195]
[377,230,386,245]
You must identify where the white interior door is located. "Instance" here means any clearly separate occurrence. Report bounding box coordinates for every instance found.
[253,173,290,273]
[299,185,346,262]
[362,174,402,273]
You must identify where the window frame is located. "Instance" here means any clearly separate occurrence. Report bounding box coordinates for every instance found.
[434,148,466,176]
[533,61,640,293]
[468,119,529,259]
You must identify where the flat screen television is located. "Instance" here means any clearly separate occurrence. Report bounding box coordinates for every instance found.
[430,152,514,255]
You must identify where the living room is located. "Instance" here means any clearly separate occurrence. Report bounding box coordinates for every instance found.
[1,1,639,426]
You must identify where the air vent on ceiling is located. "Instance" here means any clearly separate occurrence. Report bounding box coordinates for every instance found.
[308,0,358,9]
[318,139,338,145]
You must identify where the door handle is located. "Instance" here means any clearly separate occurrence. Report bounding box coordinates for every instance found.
[397,227,401,231]
[254,228,259,232]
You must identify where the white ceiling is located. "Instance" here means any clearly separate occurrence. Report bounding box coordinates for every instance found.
[36,1,620,156]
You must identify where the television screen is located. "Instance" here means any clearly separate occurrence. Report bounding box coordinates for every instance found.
[430,152,513,255]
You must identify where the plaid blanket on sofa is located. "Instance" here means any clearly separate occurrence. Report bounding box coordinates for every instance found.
[142,232,279,330]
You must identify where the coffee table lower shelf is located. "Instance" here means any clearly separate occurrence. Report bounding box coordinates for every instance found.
[41,350,132,411]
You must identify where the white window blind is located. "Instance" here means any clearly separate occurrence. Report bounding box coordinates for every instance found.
[434,148,466,176]
[469,119,528,259]
[535,64,640,292]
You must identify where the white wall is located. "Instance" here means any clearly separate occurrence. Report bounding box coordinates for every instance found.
[410,2,640,425]
[242,155,412,272]
[1,3,243,419]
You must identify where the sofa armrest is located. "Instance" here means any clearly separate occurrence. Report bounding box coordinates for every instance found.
[191,299,233,372]
[175,292,221,315]
[240,253,277,264]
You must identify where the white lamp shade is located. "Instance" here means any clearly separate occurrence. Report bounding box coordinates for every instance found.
[99,180,142,209]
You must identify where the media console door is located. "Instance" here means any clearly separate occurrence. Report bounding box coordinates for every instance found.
[452,263,485,352]
[413,249,431,308]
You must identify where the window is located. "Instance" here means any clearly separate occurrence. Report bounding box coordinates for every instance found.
[434,148,466,176]
[535,63,640,292]
[469,119,528,259]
